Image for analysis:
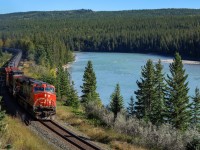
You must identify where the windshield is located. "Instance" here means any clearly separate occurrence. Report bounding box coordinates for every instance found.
[45,87,55,93]
[34,87,44,92]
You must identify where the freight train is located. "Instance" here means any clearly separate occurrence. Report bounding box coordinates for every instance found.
[2,48,56,119]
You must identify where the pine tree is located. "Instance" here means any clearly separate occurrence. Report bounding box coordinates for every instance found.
[134,59,156,121]
[61,69,71,99]
[81,61,101,105]
[127,96,135,117]
[55,64,62,99]
[57,63,70,98]
[166,52,190,130]
[110,83,124,122]
[191,87,200,128]
[66,81,80,109]
[134,81,145,119]
[56,63,71,100]
[150,59,166,125]
[0,48,2,57]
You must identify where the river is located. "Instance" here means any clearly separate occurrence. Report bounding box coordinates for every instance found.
[69,52,200,106]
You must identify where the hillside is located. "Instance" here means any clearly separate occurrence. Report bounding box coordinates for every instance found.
[0,9,200,60]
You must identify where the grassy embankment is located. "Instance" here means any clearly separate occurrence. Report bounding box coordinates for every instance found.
[22,61,146,150]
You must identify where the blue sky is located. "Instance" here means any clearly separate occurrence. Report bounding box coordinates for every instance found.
[0,0,200,14]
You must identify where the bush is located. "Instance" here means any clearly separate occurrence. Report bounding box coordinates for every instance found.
[85,102,200,150]
[85,102,114,127]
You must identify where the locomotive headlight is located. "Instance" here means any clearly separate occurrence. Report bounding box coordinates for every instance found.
[48,95,50,98]
[45,94,46,97]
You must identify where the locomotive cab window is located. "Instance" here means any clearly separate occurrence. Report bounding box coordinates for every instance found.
[34,87,44,92]
[45,87,55,93]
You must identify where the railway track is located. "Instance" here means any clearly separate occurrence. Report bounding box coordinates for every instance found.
[40,120,101,150]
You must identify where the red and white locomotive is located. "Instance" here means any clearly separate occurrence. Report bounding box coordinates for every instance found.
[4,48,56,119]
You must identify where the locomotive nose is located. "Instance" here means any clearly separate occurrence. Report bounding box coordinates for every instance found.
[35,92,56,107]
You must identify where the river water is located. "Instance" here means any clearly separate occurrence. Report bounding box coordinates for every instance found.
[69,52,200,106]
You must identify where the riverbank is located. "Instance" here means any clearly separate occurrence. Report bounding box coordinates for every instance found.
[160,59,200,65]
[62,63,72,70]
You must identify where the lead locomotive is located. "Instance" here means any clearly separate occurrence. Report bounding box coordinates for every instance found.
[3,48,56,119]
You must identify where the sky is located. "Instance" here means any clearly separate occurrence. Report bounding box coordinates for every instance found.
[0,0,200,14]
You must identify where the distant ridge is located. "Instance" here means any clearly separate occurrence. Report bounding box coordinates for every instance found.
[1,8,200,20]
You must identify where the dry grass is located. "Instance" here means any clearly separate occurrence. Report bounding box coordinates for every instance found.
[110,141,146,150]
[0,116,55,150]
[56,101,147,150]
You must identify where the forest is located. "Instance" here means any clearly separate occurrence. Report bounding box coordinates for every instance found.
[0,9,200,64]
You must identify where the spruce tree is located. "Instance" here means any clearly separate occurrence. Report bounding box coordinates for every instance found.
[127,96,135,117]
[56,69,61,99]
[81,61,101,105]
[191,87,200,128]
[60,69,71,99]
[166,52,190,130]
[110,83,124,122]
[150,59,166,125]
[134,81,145,119]
[56,63,70,100]
[66,81,80,109]
[0,48,2,57]
[134,59,156,121]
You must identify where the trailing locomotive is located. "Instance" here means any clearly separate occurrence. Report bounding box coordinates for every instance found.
[3,48,56,119]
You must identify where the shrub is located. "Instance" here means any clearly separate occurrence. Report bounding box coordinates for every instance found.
[85,102,200,150]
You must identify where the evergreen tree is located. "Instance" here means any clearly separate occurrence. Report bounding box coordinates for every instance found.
[66,81,80,109]
[166,52,190,130]
[60,69,71,99]
[150,59,166,125]
[134,59,156,121]
[56,64,62,99]
[127,96,135,117]
[56,63,70,100]
[110,83,124,122]
[134,81,145,119]
[0,48,2,57]
[56,76,61,100]
[191,87,200,128]
[81,61,101,105]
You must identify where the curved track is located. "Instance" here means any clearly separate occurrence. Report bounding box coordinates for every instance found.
[40,120,101,150]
